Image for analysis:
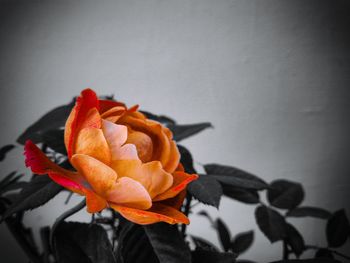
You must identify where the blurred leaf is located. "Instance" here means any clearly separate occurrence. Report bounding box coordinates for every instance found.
[0,144,15,161]
[231,230,254,254]
[17,100,74,144]
[255,205,287,243]
[0,171,22,193]
[2,176,62,219]
[41,129,67,155]
[315,249,334,259]
[0,181,28,195]
[192,248,236,263]
[236,261,257,263]
[286,207,331,219]
[144,223,191,263]
[215,218,232,252]
[326,209,350,248]
[285,223,305,257]
[140,111,176,125]
[188,174,222,208]
[270,259,340,263]
[168,122,212,142]
[177,145,196,174]
[116,222,159,263]
[222,185,260,204]
[191,235,220,251]
[204,164,268,190]
[53,222,116,263]
[267,180,304,210]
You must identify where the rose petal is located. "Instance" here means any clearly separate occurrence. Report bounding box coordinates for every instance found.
[119,115,180,173]
[71,154,117,196]
[75,128,111,164]
[84,189,108,213]
[65,89,100,158]
[24,140,85,194]
[160,190,187,210]
[163,140,180,173]
[111,160,173,199]
[99,100,126,114]
[101,106,126,119]
[153,172,198,201]
[102,120,138,160]
[110,203,189,225]
[107,177,152,210]
[126,131,153,162]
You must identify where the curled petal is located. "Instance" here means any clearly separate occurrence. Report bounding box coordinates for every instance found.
[71,154,117,196]
[84,189,108,213]
[163,140,180,173]
[75,128,111,164]
[64,89,100,159]
[107,177,152,210]
[111,160,173,199]
[99,100,126,114]
[102,120,139,160]
[110,203,189,225]
[101,106,126,120]
[24,140,85,194]
[153,172,198,201]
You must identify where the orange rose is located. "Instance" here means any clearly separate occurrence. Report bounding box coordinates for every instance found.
[24,89,198,225]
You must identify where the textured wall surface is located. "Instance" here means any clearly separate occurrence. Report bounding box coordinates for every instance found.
[1,0,350,262]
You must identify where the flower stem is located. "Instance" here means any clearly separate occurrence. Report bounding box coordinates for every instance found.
[50,199,86,250]
[181,193,192,237]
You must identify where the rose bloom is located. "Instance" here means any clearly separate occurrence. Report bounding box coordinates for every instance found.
[24,89,198,225]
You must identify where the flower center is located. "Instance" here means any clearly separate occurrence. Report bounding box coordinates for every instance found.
[126,131,153,162]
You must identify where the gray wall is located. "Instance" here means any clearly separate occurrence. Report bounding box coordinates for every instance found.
[1,0,350,262]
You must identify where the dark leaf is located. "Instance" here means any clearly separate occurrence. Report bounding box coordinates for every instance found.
[267,180,304,210]
[0,171,21,192]
[177,145,196,174]
[192,248,236,263]
[17,100,74,144]
[222,185,260,204]
[168,122,212,142]
[315,249,334,259]
[326,209,350,248]
[255,205,287,243]
[2,176,62,219]
[270,259,340,263]
[204,164,268,190]
[0,181,28,195]
[215,218,232,252]
[188,174,223,208]
[285,223,305,257]
[140,111,176,125]
[41,129,67,155]
[144,223,191,263]
[231,230,254,254]
[0,144,15,161]
[116,222,159,263]
[191,235,220,251]
[53,222,116,263]
[286,207,331,220]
